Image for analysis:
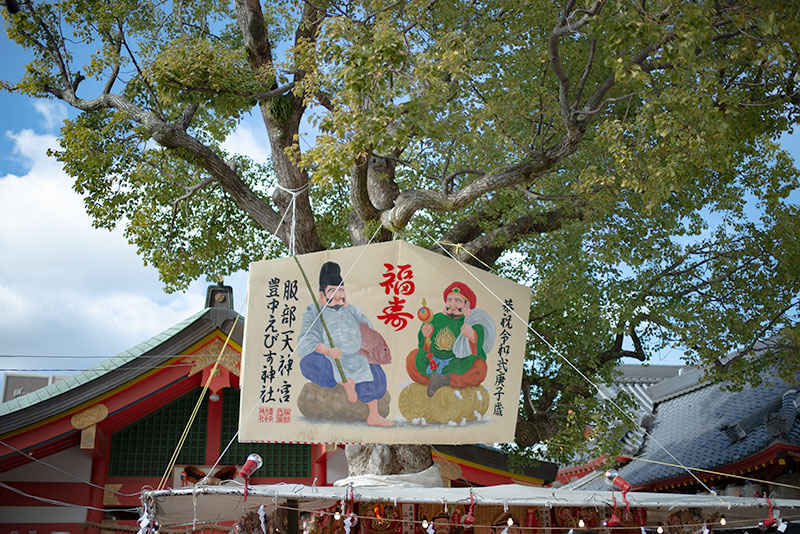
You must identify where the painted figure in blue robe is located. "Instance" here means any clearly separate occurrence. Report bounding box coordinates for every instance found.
[298,261,393,427]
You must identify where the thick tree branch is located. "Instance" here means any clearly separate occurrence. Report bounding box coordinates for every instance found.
[179,103,198,130]
[53,89,284,235]
[573,38,596,110]
[234,0,274,75]
[458,206,583,267]
[441,169,485,195]
[314,90,334,111]
[383,130,583,230]
[292,1,326,86]
[350,154,380,222]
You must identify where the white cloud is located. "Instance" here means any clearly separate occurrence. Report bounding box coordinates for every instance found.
[33,100,68,132]
[0,127,222,369]
[221,116,272,167]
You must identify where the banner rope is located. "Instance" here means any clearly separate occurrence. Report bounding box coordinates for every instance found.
[200,223,386,485]
[156,181,310,490]
[424,233,727,506]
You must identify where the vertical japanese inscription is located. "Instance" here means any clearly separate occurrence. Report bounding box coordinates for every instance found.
[259,277,299,422]
[493,298,514,417]
[377,263,415,331]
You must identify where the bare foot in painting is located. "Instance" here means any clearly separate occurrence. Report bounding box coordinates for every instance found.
[340,378,358,403]
[366,400,393,427]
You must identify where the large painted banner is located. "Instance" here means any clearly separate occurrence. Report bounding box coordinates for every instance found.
[238,241,531,444]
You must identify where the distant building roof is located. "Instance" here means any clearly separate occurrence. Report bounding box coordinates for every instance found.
[433,443,558,486]
[573,364,800,491]
[596,365,686,456]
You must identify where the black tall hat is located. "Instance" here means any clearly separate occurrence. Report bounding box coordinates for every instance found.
[319,261,343,290]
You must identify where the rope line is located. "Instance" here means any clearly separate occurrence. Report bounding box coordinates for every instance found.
[156,312,242,491]
[622,456,800,491]
[273,182,310,257]
[0,439,142,496]
[0,480,139,512]
[202,223,386,483]
[425,235,726,505]
[148,498,800,532]
[157,179,312,490]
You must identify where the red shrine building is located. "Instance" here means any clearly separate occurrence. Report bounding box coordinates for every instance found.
[0,284,557,534]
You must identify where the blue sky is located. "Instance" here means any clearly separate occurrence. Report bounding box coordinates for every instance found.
[0,24,256,392]
[0,18,798,392]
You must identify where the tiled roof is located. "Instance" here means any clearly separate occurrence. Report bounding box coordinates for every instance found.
[433,444,559,484]
[578,369,800,490]
[0,308,217,418]
[596,365,685,456]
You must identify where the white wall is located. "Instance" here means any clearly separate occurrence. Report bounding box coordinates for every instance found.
[326,448,348,484]
[1,447,92,483]
[0,506,87,524]
[1,446,94,525]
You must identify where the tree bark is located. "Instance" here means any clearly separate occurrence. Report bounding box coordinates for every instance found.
[344,444,433,476]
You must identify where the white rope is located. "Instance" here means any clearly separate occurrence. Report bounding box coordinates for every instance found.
[426,235,726,505]
[0,439,142,496]
[0,480,139,512]
[206,223,386,479]
[273,183,310,257]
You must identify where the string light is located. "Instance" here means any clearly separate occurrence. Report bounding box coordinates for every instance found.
[720,515,727,526]
[186,498,800,534]
[578,518,585,528]
[507,517,514,527]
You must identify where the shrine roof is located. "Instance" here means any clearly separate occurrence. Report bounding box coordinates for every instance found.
[0,306,241,435]
[433,443,559,485]
[573,364,800,490]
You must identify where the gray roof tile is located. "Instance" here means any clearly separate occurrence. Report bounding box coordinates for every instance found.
[580,374,799,490]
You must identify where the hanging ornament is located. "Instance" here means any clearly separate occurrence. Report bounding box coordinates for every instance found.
[605,470,632,513]
[605,496,620,528]
[462,490,475,526]
[239,453,263,501]
[344,513,358,534]
[761,497,777,529]
[426,520,436,534]
[258,505,267,534]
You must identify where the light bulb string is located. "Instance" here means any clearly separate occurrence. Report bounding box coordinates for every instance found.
[263,500,800,533]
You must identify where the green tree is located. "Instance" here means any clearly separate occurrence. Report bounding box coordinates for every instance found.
[3,0,799,466]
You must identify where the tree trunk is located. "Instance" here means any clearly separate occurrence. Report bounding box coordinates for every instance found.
[344,444,434,476]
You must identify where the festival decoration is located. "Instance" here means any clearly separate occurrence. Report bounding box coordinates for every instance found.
[240,453,263,501]
[605,469,632,512]
[239,241,532,444]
